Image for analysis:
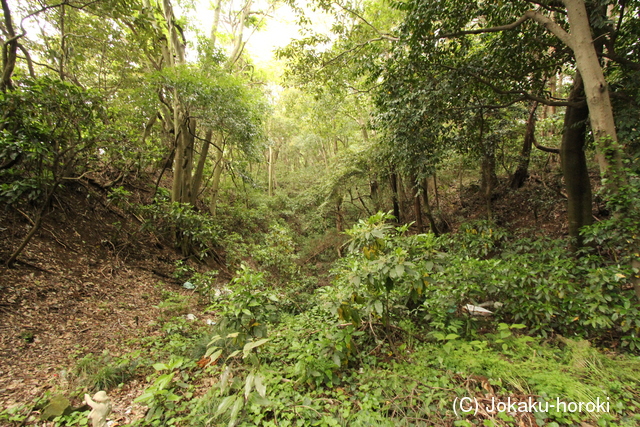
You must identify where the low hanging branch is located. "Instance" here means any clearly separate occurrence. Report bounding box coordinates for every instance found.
[438,9,574,49]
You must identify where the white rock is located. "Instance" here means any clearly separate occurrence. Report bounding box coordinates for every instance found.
[464,304,493,316]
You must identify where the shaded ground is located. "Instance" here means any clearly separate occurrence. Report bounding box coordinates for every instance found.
[0,180,209,424]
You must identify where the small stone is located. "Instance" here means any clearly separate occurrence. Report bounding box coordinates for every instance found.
[41,394,71,420]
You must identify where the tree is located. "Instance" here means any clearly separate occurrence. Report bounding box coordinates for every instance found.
[373,0,640,243]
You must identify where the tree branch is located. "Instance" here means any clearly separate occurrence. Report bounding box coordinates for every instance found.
[438,64,584,107]
[321,37,386,69]
[438,10,574,50]
[533,139,560,153]
[17,42,34,77]
[524,1,566,14]
[332,1,398,41]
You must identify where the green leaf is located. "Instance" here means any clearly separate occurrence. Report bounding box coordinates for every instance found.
[254,374,266,398]
[149,372,175,391]
[245,372,255,400]
[216,395,236,416]
[374,300,383,315]
[228,398,243,426]
[243,338,270,357]
[395,263,405,277]
[209,349,223,364]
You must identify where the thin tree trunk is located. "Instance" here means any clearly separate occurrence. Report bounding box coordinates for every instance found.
[268,145,274,196]
[478,111,496,220]
[481,152,496,221]
[432,171,440,210]
[59,5,66,81]
[560,72,592,248]
[209,144,224,215]
[228,0,252,67]
[421,178,440,236]
[398,175,410,217]
[141,114,157,146]
[335,196,344,232]
[6,183,59,267]
[370,177,380,212]
[511,102,538,189]
[410,175,424,232]
[389,172,401,221]
[210,0,222,46]
[191,128,211,204]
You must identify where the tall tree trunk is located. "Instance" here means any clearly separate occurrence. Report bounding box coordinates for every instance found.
[1,0,18,92]
[432,172,440,210]
[370,177,381,212]
[398,175,410,217]
[481,151,497,221]
[335,196,344,232]
[478,110,496,220]
[209,144,224,215]
[522,0,623,184]
[511,102,538,189]
[410,175,424,232]
[389,172,401,221]
[560,72,592,248]
[191,128,211,204]
[562,0,623,184]
[268,145,274,196]
[228,0,252,67]
[421,178,440,236]
[210,0,222,46]
[59,5,66,80]
[160,0,194,205]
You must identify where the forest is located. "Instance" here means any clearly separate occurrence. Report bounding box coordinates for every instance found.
[0,0,639,426]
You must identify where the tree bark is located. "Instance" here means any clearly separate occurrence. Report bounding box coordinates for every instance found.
[370,177,381,212]
[410,175,423,232]
[191,128,211,204]
[421,178,439,236]
[210,0,222,46]
[560,72,592,248]
[442,1,625,185]
[268,145,274,196]
[511,102,538,189]
[1,0,18,91]
[481,151,497,221]
[228,0,252,68]
[335,196,344,232]
[562,0,623,183]
[389,172,401,222]
[209,143,224,215]
[478,110,496,220]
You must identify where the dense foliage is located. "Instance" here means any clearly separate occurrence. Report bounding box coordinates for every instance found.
[1,0,640,426]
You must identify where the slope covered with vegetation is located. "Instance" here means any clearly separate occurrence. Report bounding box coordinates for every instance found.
[1,0,639,426]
